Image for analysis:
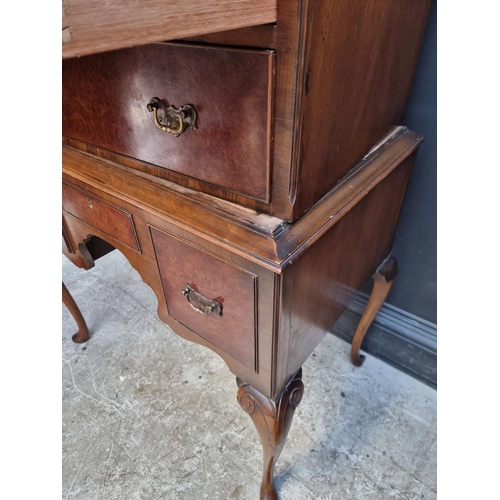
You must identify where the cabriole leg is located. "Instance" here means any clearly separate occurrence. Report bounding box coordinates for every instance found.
[350,254,398,366]
[62,282,90,343]
[236,369,304,500]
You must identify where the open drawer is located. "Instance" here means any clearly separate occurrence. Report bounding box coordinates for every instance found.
[63,43,275,202]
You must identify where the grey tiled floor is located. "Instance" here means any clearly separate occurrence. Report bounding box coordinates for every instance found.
[62,251,436,500]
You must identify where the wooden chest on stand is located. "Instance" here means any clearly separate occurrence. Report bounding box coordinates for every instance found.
[62,1,431,498]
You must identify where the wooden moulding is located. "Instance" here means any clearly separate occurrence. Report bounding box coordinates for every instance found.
[62,127,423,275]
[62,0,277,58]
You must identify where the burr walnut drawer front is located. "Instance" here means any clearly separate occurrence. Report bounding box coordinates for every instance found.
[62,182,140,252]
[151,226,257,370]
[63,43,275,202]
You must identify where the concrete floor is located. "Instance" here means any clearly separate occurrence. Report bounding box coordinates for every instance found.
[62,251,437,500]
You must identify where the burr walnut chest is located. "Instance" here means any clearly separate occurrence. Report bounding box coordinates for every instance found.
[62,1,431,498]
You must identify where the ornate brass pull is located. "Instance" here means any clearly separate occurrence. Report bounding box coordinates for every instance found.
[146,97,197,137]
[181,284,222,316]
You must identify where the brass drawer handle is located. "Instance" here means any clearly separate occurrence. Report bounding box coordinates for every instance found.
[181,284,222,316]
[147,97,197,137]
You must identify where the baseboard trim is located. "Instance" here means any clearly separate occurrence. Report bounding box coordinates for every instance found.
[330,293,437,388]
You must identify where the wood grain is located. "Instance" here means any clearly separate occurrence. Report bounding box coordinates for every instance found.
[291,0,431,218]
[61,1,431,491]
[276,155,415,394]
[63,128,422,273]
[63,194,277,397]
[63,43,274,202]
[62,182,140,252]
[62,0,277,58]
[180,0,431,221]
[62,127,423,399]
[63,0,429,221]
[151,226,258,371]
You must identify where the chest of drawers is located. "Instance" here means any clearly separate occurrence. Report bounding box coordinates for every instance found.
[62,1,431,498]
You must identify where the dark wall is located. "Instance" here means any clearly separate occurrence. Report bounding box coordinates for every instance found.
[385,0,437,324]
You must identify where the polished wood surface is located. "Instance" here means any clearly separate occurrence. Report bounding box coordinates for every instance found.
[62,2,430,495]
[276,155,415,395]
[63,0,430,220]
[62,283,90,343]
[151,226,257,371]
[183,0,431,220]
[350,254,399,367]
[62,182,140,252]
[292,0,431,218]
[63,43,274,201]
[237,369,304,500]
[62,130,422,496]
[62,0,277,58]
[62,130,420,401]
[63,197,278,399]
[63,128,423,275]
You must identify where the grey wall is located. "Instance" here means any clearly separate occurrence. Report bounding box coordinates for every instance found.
[384,0,437,324]
[332,1,437,386]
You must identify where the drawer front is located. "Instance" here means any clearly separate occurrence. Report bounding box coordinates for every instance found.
[151,227,256,370]
[62,183,140,252]
[63,43,274,201]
